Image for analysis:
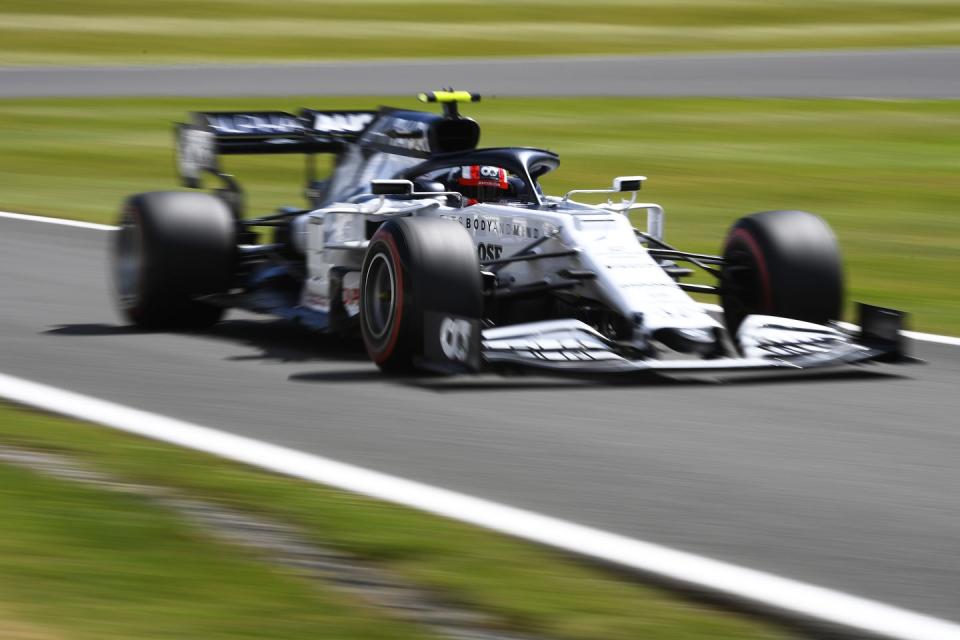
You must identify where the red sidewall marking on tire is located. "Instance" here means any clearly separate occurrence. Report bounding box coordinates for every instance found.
[369,232,405,364]
[728,228,773,313]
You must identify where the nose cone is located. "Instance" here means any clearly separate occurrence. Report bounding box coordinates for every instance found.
[653,327,718,356]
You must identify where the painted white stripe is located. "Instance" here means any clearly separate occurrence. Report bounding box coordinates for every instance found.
[901,330,960,347]
[699,303,960,347]
[834,321,960,348]
[3,209,958,348]
[0,371,958,640]
[0,210,117,231]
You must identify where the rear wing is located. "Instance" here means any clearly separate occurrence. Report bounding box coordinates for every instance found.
[174,110,375,188]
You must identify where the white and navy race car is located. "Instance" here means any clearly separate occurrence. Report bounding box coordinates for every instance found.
[111,91,910,375]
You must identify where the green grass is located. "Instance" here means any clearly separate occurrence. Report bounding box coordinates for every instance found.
[0,401,785,640]
[2,1,960,65]
[0,444,436,639]
[0,95,957,333]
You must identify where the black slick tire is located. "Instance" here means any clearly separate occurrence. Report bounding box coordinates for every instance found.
[720,210,844,333]
[112,191,236,329]
[360,217,482,373]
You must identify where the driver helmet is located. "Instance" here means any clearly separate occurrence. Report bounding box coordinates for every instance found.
[449,165,511,205]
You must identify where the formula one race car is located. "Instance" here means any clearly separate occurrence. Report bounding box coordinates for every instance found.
[111,91,910,375]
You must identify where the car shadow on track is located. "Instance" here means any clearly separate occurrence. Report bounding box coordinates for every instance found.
[206,319,370,364]
[45,322,908,391]
[45,318,371,365]
[407,367,907,392]
[290,366,907,392]
[287,369,600,389]
[45,323,139,337]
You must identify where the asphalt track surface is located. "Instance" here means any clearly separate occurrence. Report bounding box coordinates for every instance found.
[2,48,960,98]
[2,216,959,624]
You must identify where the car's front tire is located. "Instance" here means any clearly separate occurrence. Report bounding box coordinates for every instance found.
[720,210,844,333]
[360,217,482,373]
[112,191,236,329]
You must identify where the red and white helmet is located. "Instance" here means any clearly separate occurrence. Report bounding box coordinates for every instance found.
[450,165,510,205]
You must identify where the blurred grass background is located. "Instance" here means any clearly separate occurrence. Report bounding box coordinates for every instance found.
[0,96,956,333]
[0,401,786,640]
[0,464,427,640]
[2,0,960,65]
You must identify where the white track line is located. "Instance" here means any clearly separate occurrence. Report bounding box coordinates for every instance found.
[834,322,960,348]
[0,210,117,232]
[699,303,960,348]
[0,371,957,640]
[4,209,959,348]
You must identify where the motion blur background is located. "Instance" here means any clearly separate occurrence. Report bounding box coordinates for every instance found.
[1,2,958,639]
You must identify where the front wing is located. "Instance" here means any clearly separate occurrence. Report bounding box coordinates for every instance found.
[472,306,910,375]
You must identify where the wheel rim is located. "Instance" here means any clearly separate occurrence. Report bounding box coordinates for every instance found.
[364,252,396,340]
[114,220,143,309]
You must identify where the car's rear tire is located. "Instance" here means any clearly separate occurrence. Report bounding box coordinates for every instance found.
[720,210,844,333]
[360,218,482,373]
[112,191,236,329]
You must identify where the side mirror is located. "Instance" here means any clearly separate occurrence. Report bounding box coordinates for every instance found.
[612,176,646,192]
[369,178,466,208]
[371,179,414,196]
[563,175,647,203]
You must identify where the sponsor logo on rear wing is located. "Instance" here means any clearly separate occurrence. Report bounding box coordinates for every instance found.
[192,110,375,140]
[300,109,376,137]
[199,111,304,137]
